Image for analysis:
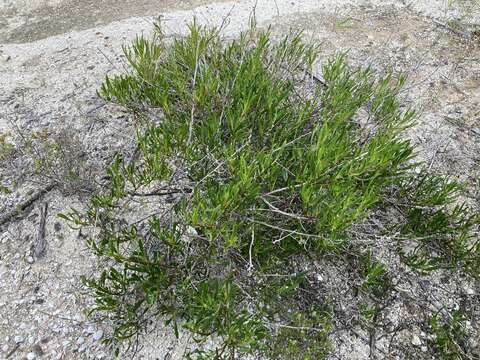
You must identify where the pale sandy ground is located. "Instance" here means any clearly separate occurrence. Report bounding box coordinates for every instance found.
[0,0,479,359]
[0,0,235,43]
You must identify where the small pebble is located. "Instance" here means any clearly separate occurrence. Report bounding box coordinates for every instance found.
[465,287,475,295]
[186,226,198,236]
[411,334,422,346]
[32,344,44,356]
[27,352,36,360]
[92,330,103,341]
[14,335,25,344]
[85,325,95,334]
[27,256,34,264]
[76,337,85,345]
[2,344,9,352]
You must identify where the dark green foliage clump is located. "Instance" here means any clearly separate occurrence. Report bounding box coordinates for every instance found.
[63,21,480,358]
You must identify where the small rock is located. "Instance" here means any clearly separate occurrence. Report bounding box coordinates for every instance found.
[76,337,85,345]
[32,344,44,356]
[421,346,428,352]
[27,256,34,264]
[186,226,197,237]
[27,352,36,360]
[411,334,422,346]
[465,287,475,295]
[92,330,103,341]
[2,344,9,352]
[14,335,25,344]
[85,325,95,334]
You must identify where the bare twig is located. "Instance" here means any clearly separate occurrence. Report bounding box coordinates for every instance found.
[266,321,328,333]
[127,187,192,197]
[5,344,20,359]
[0,184,55,227]
[432,19,473,39]
[260,196,310,221]
[85,103,106,115]
[368,305,380,358]
[305,69,327,87]
[187,40,201,145]
[246,217,330,241]
[248,227,255,274]
[34,202,48,258]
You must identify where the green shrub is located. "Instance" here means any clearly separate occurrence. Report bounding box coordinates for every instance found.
[63,20,480,358]
[428,310,470,359]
